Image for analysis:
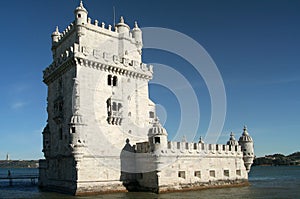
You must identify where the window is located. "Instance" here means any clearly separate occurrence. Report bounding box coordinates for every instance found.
[113,76,118,86]
[106,98,123,125]
[178,171,186,179]
[108,75,118,86]
[209,170,216,178]
[118,103,122,111]
[78,14,81,18]
[154,137,160,144]
[224,170,229,177]
[71,127,76,133]
[112,102,117,111]
[236,170,241,176]
[108,75,112,85]
[194,171,201,178]
[149,111,155,118]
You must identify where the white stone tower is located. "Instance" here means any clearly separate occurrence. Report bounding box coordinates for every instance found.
[39,1,158,195]
[238,126,254,172]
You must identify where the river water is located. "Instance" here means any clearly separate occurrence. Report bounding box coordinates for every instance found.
[0,166,299,199]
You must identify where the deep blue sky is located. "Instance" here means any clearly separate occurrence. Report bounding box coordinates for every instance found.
[0,0,299,159]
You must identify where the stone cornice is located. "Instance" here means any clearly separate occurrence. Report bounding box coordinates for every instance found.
[43,53,153,85]
[74,56,153,80]
[43,57,75,85]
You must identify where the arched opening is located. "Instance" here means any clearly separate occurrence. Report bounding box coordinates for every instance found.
[108,75,112,86]
[113,76,118,86]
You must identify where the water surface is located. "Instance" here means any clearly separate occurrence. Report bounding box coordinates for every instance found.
[0,166,299,199]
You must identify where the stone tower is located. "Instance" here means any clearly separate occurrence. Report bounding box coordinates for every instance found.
[238,126,255,172]
[39,1,158,195]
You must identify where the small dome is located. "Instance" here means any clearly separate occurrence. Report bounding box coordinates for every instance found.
[70,113,84,125]
[132,21,141,32]
[115,16,130,33]
[75,1,87,13]
[239,126,253,142]
[51,26,60,37]
[148,118,167,136]
[227,132,239,145]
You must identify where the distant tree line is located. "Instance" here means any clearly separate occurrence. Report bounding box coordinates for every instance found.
[0,160,38,168]
[253,152,300,166]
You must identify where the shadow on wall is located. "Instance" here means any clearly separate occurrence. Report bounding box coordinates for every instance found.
[120,138,139,191]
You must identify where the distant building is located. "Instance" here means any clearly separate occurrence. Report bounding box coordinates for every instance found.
[6,153,10,161]
[39,1,254,195]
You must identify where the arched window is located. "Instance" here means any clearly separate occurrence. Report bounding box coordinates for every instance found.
[107,75,112,86]
[112,102,117,111]
[113,76,118,86]
[118,103,122,111]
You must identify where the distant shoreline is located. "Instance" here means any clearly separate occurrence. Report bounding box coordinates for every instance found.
[1,152,299,168]
[253,152,300,166]
[0,160,39,169]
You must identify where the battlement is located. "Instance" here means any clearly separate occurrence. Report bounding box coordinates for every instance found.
[53,17,141,48]
[136,141,242,156]
[57,22,76,43]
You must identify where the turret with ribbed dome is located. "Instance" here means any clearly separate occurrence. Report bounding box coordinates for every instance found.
[148,118,168,151]
[227,132,239,145]
[239,126,254,172]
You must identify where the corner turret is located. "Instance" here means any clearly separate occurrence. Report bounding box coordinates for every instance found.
[148,118,168,152]
[51,26,60,44]
[227,132,239,145]
[115,16,130,35]
[132,21,143,49]
[74,1,88,25]
[239,126,254,172]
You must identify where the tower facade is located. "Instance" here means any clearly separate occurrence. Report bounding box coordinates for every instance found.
[39,2,254,195]
[39,2,156,194]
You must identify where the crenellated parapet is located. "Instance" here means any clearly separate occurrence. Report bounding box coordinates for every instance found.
[136,141,242,157]
[52,13,143,60]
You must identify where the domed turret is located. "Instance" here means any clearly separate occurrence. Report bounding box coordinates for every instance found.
[115,16,130,35]
[132,21,143,48]
[74,1,88,25]
[239,126,254,172]
[148,118,168,151]
[51,26,60,44]
[227,132,239,145]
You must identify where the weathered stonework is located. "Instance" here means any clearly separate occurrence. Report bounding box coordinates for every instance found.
[39,2,254,195]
